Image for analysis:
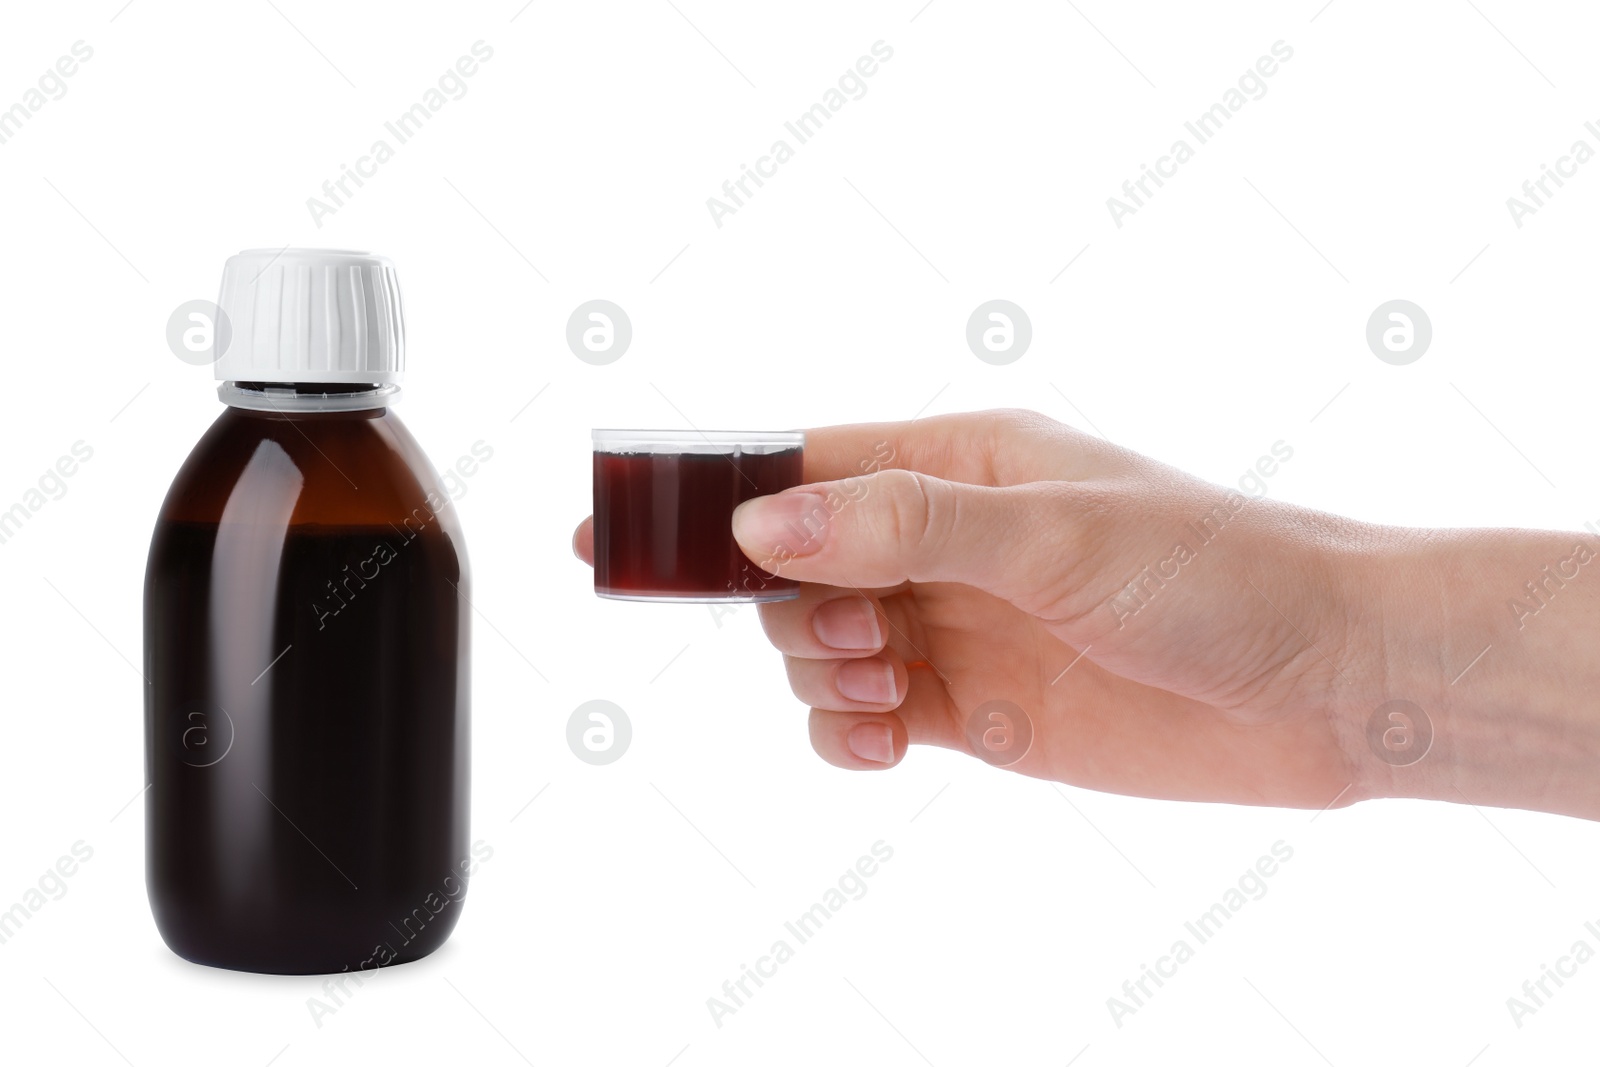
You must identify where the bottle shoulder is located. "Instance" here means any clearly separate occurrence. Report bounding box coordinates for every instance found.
[155,406,466,539]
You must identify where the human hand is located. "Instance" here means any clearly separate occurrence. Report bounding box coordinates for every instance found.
[574,409,1600,820]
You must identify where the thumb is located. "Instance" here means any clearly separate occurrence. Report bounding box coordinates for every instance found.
[731,469,1076,608]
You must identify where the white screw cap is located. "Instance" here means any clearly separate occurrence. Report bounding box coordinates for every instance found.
[214,248,405,384]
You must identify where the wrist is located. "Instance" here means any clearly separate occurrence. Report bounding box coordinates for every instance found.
[1345,525,1600,819]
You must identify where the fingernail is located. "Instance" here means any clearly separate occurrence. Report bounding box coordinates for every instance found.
[813,598,882,651]
[837,658,898,704]
[732,492,830,559]
[846,721,894,764]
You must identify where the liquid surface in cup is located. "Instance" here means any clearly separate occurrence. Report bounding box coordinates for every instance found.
[593,447,803,600]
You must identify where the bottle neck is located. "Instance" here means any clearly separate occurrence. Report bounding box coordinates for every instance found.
[219,381,400,413]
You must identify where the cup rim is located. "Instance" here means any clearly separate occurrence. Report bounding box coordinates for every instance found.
[592,428,805,453]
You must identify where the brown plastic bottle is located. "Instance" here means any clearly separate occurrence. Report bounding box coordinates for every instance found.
[143,250,470,974]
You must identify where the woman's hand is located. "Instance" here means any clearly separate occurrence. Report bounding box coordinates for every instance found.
[574,409,1600,820]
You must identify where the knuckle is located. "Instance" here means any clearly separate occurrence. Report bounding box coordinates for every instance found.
[975,408,1065,483]
[781,654,811,697]
[989,407,1059,439]
[877,468,949,557]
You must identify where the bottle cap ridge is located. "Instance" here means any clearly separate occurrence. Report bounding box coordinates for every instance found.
[214,248,404,384]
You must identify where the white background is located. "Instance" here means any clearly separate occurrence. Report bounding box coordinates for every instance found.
[2,1,1599,1064]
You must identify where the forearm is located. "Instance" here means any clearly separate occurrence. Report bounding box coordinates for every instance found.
[1351,526,1600,820]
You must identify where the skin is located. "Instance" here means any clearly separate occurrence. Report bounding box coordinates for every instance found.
[573,409,1600,821]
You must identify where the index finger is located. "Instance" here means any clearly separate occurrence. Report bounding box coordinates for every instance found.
[795,408,1113,487]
